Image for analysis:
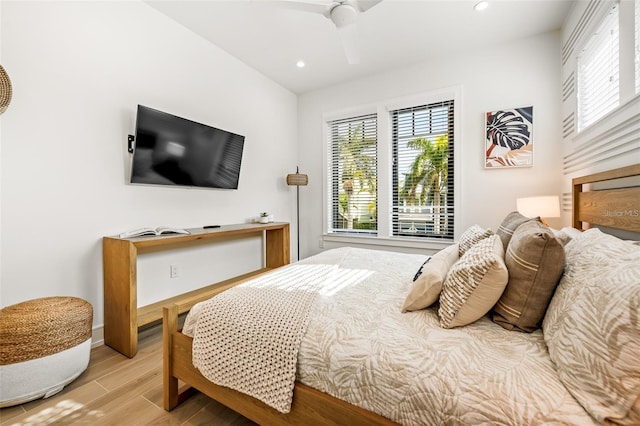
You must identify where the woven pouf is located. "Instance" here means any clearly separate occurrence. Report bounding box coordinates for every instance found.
[0,297,93,407]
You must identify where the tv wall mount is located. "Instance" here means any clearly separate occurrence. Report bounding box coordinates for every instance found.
[128,135,135,153]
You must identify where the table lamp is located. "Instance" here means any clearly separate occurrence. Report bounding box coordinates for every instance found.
[516,195,560,226]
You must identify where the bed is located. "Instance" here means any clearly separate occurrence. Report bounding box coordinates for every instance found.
[163,164,640,425]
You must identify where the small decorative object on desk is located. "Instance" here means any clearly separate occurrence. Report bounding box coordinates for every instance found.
[118,226,190,238]
[259,212,269,224]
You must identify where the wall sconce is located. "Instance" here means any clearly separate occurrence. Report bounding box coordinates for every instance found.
[516,195,560,226]
[286,167,309,261]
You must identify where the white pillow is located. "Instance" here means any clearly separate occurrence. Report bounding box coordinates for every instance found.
[402,244,459,312]
[560,226,583,239]
[543,228,640,424]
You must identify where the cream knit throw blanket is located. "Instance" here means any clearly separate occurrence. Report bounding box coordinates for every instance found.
[192,263,335,413]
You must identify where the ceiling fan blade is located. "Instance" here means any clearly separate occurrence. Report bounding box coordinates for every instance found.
[354,0,382,13]
[274,0,328,15]
[337,24,360,64]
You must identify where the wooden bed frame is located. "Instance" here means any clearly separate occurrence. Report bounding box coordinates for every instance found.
[163,302,396,425]
[163,164,640,425]
[572,163,640,232]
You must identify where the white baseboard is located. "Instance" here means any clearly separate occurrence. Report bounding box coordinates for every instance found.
[91,325,104,348]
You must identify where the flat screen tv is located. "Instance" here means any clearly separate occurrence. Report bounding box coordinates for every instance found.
[130,105,245,189]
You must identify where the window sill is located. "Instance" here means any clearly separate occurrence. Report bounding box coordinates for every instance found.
[321,234,453,251]
[573,94,640,147]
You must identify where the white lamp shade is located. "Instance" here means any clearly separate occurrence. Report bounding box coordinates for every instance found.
[516,196,560,219]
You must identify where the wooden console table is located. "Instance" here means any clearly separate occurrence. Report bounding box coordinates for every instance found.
[103,222,290,358]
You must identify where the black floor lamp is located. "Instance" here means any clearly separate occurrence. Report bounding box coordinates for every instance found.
[286,167,308,261]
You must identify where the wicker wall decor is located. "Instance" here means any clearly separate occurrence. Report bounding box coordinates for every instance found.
[0,65,12,114]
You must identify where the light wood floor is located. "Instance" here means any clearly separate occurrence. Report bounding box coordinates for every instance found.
[0,326,256,425]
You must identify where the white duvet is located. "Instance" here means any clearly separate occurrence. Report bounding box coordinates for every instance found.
[184,247,595,425]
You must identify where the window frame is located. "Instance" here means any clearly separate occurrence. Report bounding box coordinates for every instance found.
[569,0,640,149]
[322,87,462,250]
[391,100,455,240]
[326,112,379,236]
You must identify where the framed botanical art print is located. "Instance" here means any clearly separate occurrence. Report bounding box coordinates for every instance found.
[485,106,533,168]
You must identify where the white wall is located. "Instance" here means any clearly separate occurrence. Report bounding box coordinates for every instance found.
[0,1,298,333]
[298,31,565,258]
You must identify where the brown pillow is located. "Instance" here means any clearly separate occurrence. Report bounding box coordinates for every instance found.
[402,244,459,312]
[493,220,565,332]
[496,211,539,249]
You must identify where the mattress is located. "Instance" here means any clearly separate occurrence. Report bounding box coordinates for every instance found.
[184,246,595,425]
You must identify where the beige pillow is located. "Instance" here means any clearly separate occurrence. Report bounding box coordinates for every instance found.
[458,224,493,257]
[438,235,508,328]
[402,244,459,312]
[496,211,539,249]
[542,228,640,424]
[493,220,565,332]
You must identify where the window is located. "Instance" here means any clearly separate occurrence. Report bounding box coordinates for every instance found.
[327,113,377,235]
[391,100,454,239]
[577,4,619,130]
[325,91,458,244]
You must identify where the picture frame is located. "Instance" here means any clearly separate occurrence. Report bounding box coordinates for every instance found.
[485,106,533,168]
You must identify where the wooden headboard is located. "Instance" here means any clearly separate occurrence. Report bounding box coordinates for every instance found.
[573,164,640,232]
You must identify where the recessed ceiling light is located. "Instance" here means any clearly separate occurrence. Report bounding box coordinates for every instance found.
[474,1,489,11]
[296,60,305,68]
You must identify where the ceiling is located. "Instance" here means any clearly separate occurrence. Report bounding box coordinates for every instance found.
[146,0,575,94]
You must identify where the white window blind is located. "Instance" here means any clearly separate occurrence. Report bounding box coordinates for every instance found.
[391,100,454,240]
[327,113,377,235]
[636,0,640,93]
[577,4,620,131]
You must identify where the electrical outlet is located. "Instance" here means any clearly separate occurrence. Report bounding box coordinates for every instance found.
[170,264,179,278]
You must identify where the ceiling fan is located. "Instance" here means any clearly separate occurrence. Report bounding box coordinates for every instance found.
[281,0,383,64]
